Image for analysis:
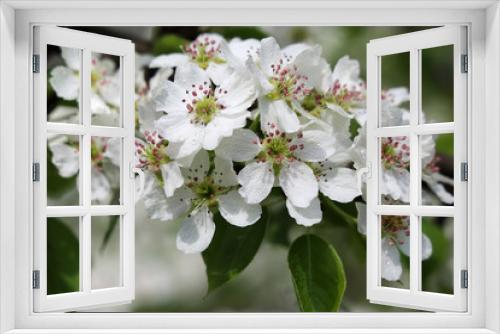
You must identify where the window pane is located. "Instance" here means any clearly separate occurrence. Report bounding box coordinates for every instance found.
[47,134,80,206]
[90,137,121,205]
[380,136,410,205]
[47,45,81,124]
[420,133,454,206]
[90,53,121,127]
[380,52,410,127]
[421,45,454,124]
[91,216,121,289]
[421,216,454,294]
[47,217,80,295]
[380,215,410,289]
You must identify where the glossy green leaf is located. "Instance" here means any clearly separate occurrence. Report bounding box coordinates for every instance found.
[202,211,267,293]
[288,234,346,312]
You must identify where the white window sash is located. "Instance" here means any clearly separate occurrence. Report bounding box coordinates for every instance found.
[366,26,468,312]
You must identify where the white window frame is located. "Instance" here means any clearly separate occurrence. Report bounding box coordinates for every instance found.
[366,26,468,312]
[32,26,136,312]
[0,1,499,333]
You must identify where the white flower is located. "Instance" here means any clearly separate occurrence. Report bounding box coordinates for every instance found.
[215,125,343,226]
[135,129,194,198]
[153,63,256,158]
[142,150,262,253]
[356,202,432,281]
[49,49,121,118]
[149,33,233,85]
[380,136,411,203]
[248,37,327,133]
[48,135,121,204]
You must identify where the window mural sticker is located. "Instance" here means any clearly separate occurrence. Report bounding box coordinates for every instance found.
[46,26,455,312]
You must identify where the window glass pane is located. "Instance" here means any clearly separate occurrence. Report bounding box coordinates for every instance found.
[421,216,454,294]
[90,137,121,205]
[47,217,80,295]
[380,215,410,289]
[90,53,121,127]
[47,45,81,124]
[420,133,454,206]
[91,216,121,289]
[380,136,410,205]
[380,52,410,127]
[421,45,454,124]
[47,134,80,206]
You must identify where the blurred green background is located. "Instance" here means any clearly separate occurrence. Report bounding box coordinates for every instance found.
[46,26,455,312]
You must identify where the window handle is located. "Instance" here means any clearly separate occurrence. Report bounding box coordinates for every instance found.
[356,163,371,193]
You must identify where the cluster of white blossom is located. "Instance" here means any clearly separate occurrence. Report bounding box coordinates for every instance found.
[47,33,454,282]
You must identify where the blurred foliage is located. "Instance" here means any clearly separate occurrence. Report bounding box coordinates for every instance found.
[152,34,189,55]
[47,218,79,295]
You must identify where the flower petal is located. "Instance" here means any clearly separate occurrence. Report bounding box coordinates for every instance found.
[381,237,403,281]
[319,166,361,203]
[381,168,410,203]
[91,168,111,204]
[154,115,201,143]
[48,141,79,177]
[291,130,333,162]
[206,62,233,85]
[176,206,216,254]
[49,66,80,100]
[61,47,81,71]
[215,129,261,162]
[213,157,238,187]
[90,93,112,115]
[149,53,189,68]
[152,80,189,116]
[174,63,211,91]
[103,137,121,167]
[259,37,281,76]
[238,161,274,204]
[219,190,262,227]
[279,160,318,208]
[286,197,322,227]
[202,113,249,150]
[160,162,184,197]
[260,99,300,134]
[216,69,256,111]
[355,202,367,235]
[183,149,210,181]
[165,132,203,160]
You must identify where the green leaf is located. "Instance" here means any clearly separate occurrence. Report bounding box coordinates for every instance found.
[288,234,346,312]
[152,34,189,55]
[202,211,267,293]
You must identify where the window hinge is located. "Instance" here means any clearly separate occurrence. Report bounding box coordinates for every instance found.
[32,270,40,289]
[32,162,40,182]
[32,54,40,73]
[461,54,468,73]
[461,162,468,182]
[461,269,468,289]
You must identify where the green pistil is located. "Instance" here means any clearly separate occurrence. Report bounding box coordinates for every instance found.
[193,45,225,70]
[382,216,409,244]
[265,77,295,102]
[91,70,101,87]
[302,91,326,117]
[91,141,104,168]
[194,96,218,124]
[259,136,294,174]
[189,176,226,209]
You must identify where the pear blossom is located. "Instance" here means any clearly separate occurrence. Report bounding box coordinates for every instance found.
[135,129,194,198]
[48,135,121,204]
[142,150,262,253]
[49,48,121,120]
[150,33,233,85]
[153,63,256,158]
[356,202,432,281]
[215,124,344,226]
[248,37,328,133]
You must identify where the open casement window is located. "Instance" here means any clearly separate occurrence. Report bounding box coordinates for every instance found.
[32,26,136,312]
[365,26,468,312]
